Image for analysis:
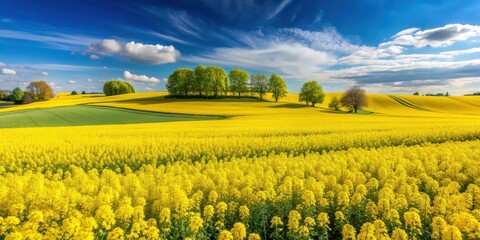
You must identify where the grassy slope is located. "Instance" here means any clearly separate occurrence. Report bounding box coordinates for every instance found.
[0,105,219,128]
[1,91,479,121]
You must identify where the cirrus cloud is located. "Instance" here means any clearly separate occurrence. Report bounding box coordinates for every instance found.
[185,43,336,77]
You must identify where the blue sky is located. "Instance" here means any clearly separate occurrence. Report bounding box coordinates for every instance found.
[1,0,480,95]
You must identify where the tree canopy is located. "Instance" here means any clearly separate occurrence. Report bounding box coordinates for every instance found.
[205,66,228,98]
[251,74,269,100]
[12,87,24,104]
[164,66,287,100]
[299,81,325,107]
[193,65,207,96]
[26,81,54,101]
[229,68,249,97]
[103,80,135,96]
[166,68,194,97]
[328,96,341,111]
[268,74,288,102]
[340,86,367,113]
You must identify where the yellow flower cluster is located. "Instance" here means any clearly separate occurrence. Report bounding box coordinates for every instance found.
[1,98,480,239]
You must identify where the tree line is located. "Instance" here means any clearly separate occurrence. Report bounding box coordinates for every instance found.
[166,66,288,102]
[4,81,55,104]
[298,81,367,113]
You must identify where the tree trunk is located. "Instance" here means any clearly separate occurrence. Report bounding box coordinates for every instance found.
[312,102,315,107]
[238,92,241,98]
[354,106,357,113]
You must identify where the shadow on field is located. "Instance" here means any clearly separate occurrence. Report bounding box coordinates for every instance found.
[269,103,306,109]
[0,101,14,109]
[98,96,266,105]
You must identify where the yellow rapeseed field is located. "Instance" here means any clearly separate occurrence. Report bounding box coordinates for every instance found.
[1,92,480,239]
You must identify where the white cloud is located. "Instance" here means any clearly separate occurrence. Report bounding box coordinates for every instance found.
[186,43,336,77]
[87,39,122,54]
[40,71,49,76]
[0,61,5,67]
[90,54,100,60]
[87,40,180,65]
[49,82,56,86]
[339,24,480,66]
[1,68,16,75]
[122,42,179,64]
[388,24,480,48]
[68,80,76,84]
[123,71,161,83]
[86,78,92,82]
[392,27,420,38]
[440,47,480,56]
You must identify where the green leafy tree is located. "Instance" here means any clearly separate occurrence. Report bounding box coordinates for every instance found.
[229,68,249,97]
[12,87,24,104]
[328,96,341,111]
[103,80,135,96]
[193,65,208,97]
[166,68,194,97]
[299,81,325,107]
[340,86,367,113]
[268,74,288,102]
[26,81,54,100]
[205,66,228,98]
[71,90,78,95]
[251,74,268,100]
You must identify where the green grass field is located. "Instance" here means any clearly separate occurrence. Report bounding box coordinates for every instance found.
[0,105,220,128]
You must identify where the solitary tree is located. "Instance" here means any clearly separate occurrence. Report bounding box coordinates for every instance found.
[103,80,135,96]
[205,66,228,98]
[413,92,419,95]
[251,73,269,100]
[193,65,207,97]
[26,81,54,101]
[71,90,78,95]
[229,68,249,97]
[340,86,367,113]
[166,68,194,97]
[12,87,24,104]
[268,74,288,102]
[81,91,86,95]
[299,81,325,107]
[328,96,341,111]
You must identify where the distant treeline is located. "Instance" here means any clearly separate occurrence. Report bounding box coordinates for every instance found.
[166,65,288,102]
